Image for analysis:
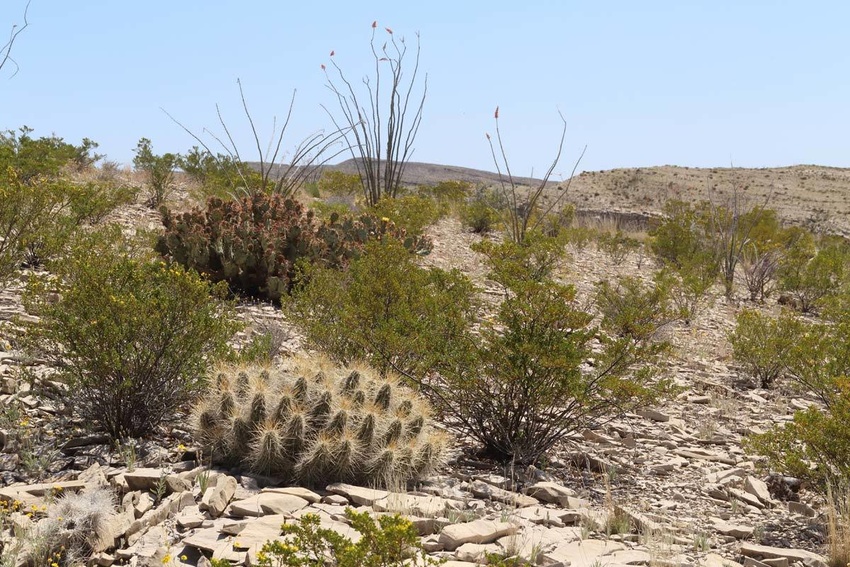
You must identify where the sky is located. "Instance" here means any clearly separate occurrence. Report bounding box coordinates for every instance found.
[1,1,849,179]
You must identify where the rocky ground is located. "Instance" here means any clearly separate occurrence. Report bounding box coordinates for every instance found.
[0,204,836,566]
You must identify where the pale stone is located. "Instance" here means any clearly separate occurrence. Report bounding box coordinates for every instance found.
[325,482,389,506]
[200,475,237,517]
[439,519,518,551]
[124,468,190,494]
[788,501,816,517]
[455,542,499,562]
[469,480,538,508]
[261,486,322,503]
[523,481,577,506]
[744,476,773,506]
[228,492,309,517]
[373,493,448,517]
[541,539,626,567]
[740,542,827,567]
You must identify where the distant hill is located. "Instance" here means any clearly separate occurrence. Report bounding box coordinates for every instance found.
[266,159,850,236]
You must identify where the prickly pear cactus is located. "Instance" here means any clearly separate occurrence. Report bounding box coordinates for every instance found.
[193,356,449,487]
[156,193,431,303]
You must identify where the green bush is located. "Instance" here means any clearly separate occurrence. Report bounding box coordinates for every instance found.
[460,187,502,234]
[371,194,443,236]
[595,275,676,340]
[0,126,101,182]
[287,239,477,380]
[442,246,672,463]
[471,232,568,287]
[316,170,362,197]
[778,239,849,313]
[22,227,239,439]
[597,230,642,265]
[729,309,803,387]
[746,379,850,488]
[256,508,439,567]
[650,200,715,269]
[179,146,266,200]
[156,193,431,303]
[194,357,448,486]
[133,137,179,207]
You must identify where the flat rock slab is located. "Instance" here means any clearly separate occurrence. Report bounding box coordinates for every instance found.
[373,493,448,517]
[523,481,577,506]
[326,483,389,506]
[744,476,773,506]
[439,519,518,551]
[714,520,754,539]
[262,486,322,503]
[232,515,286,549]
[542,539,626,567]
[228,493,309,517]
[124,468,190,493]
[470,480,538,508]
[740,542,827,567]
[183,527,226,553]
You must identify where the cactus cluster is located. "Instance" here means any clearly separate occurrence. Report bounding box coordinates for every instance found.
[193,356,449,487]
[156,193,431,303]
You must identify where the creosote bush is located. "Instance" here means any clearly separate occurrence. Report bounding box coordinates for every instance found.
[442,236,673,463]
[256,508,439,567]
[371,194,444,236]
[193,356,448,487]
[729,309,803,387]
[133,137,179,207]
[22,227,239,439]
[156,193,431,302]
[287,239,477,381]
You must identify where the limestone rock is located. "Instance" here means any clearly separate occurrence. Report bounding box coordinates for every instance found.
[439,519,518,551]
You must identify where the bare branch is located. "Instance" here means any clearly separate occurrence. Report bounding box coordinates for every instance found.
[1,1,31,78]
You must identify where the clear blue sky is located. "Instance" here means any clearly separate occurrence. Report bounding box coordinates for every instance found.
[1,1,848,178]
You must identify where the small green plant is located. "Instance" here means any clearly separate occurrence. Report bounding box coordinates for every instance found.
[597,230,642,265]
[22,227,239,440]
[115,440,137,471]
[729,309,803,387]
[193,356,449,487]
[256,508,440,566]
[371,194,443,236]
[316,170,362,197]
[458,185,504,234]
[777,240,849,313]
[594,275,677,341]
[133,137,179,207]
[151,470,168,505]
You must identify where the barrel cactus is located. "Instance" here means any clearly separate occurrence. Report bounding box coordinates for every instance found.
[193,356,449,487]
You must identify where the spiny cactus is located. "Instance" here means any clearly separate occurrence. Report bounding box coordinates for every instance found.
[156,193,431,303]
[193,355,449,487]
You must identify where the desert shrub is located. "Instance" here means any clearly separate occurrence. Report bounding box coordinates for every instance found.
[729,309,804,387]
[746,379,850,488]
[156,193,431,303]
[597,230,642,265]
[650,200,714,269]
[778,239,849,313]
[0,126,101,182]
[441,248,672,464]
[420,179,470,206]
[287,239,477,380]
[595,275,676,340]
[317,170,362,197]
[179,145,266,200]
[133,137,179,207]
[22,227,239,439]
[194,357,448,486]
[535,204,576,238]
[371,194,443,236]
[0,169,132,286]
[460,187,503,234]
[471,232,568,287]
[256,508,439,567]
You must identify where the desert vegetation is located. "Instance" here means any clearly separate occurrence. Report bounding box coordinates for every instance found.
[3,18,850,567]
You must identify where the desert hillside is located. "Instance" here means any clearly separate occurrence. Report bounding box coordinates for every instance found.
[319,160,850,235]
